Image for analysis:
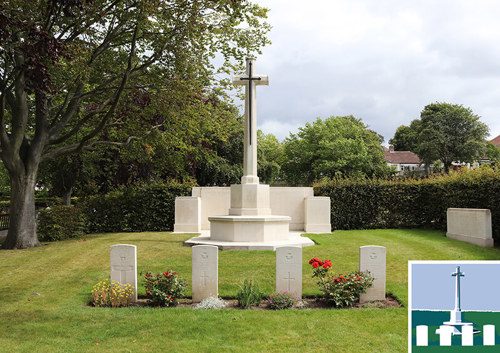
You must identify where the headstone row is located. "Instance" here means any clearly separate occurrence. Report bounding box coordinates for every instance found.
[109,243,386,304]
[416,324,496,346]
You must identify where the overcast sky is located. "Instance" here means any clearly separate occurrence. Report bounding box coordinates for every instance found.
[238,0,500,144]
[411,261,500,311]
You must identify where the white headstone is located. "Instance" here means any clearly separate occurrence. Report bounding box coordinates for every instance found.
[276,246,302,298]
[416,325,429,346]
[110,244,137,301]
[462,325,473,346]
[439,325,453,346]
[484,325,495,346]
[192,245,218,302]
[359,245,386,303]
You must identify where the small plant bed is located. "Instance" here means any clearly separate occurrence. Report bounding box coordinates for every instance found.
[123,296,402,310]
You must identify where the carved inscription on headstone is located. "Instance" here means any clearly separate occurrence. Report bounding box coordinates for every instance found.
[276,247,302,298]
[192,245,218,302]
[110,244,137,301]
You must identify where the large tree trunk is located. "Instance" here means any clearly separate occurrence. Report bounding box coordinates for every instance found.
[2,172,40,249]
[62,187,73,206]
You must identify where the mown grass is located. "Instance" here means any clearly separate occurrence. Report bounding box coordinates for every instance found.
[1,229,499,352]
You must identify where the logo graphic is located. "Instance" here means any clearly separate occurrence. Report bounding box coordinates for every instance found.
[409,261,500,351]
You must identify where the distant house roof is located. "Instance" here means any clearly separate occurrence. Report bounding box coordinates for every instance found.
[489,135,500,147]
[384,150,421,164]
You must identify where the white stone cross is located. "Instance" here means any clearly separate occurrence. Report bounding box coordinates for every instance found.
[452,266,465,311]
[233,56,269,184]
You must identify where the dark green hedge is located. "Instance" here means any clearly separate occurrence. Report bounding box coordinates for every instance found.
[314,167,500,243]
[37,205,85,242]
[82,182,191,233]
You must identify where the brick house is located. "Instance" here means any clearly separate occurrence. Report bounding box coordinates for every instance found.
[383,145,424,174]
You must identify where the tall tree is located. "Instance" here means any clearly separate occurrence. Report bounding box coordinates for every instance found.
[282,116,390,185]
[257,130,283,185]
[413,102,489,172]
[0,0,270,249]
[389,123,420,151]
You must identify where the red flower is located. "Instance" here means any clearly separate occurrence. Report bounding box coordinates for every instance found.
[146,290,150,296]
[340,276,346,282]
[356,276,361,280]
[312,261,320,268]
[323,260,332,269]
[174,272,177,275]
[309,257,320,265]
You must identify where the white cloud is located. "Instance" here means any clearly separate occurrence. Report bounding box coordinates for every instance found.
[245,0,500,142]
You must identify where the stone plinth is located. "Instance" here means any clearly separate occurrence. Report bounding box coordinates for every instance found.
[209,215,290,242]
[174,197,201,233]
[304,196,331,233]
[110,244,137,301]
[359,245,386,303]
[183,230,315,251]
[192,245,218,302]
[229,183,271,216]
[447,208,494,247]
[276,246,302,297]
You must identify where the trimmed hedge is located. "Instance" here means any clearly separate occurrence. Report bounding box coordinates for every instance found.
[82,182,191,233]
[37,205,85,241]
[314,166,500,243]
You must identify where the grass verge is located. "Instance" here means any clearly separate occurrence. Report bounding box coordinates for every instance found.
[1,229,499,352]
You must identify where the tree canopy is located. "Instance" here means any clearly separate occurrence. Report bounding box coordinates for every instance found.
[282,116,390,185]
[391,102,489,172]
[0,0,270,249]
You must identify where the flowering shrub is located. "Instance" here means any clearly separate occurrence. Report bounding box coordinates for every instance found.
[309,257,373,308]
[144,270,187,307]
[91,279,134,307]
[265,291,304,311]
[309,257,332,279]
[319,271,373,308]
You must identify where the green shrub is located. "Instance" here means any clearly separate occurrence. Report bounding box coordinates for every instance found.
[37,205,85,241]
[91,279,135,307]
[318,272,374,308]
[314,166,500,242]
[81,181,191,233]
[308,256,373,308]
[143,270,187,307]
[265,291,303,311]
[236,279,264,309]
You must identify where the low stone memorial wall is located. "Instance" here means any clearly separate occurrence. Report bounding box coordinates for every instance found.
[446,208,494,247]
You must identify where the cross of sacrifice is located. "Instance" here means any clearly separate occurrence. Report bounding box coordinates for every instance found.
[451,266,465,311]
[284,271,295,291]
[233,56,269,184]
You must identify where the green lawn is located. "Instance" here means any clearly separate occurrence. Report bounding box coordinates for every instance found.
[1,229,499,352]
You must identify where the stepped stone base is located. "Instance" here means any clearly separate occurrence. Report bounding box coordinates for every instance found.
[184,231,315,251]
